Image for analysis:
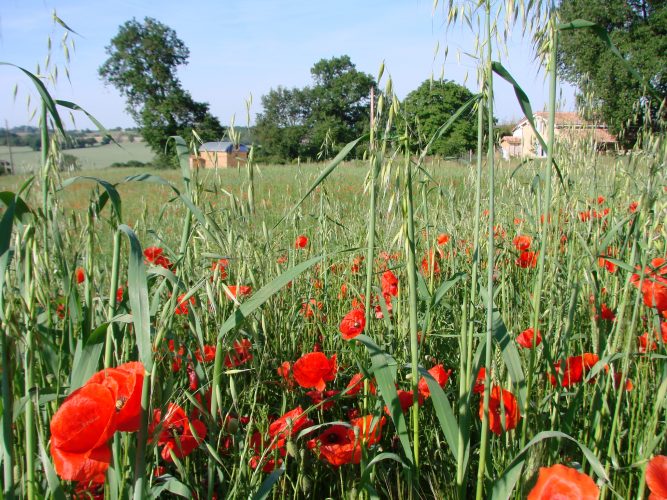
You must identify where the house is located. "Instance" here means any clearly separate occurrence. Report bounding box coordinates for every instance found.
[189,141,249,168]
[500,112,617,158]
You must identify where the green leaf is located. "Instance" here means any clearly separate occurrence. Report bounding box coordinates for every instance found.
[167,136,191,190]
[147,475,192,498]
[418,366,459,459]
[491,62,567,193]
[55,100,117,146]
[69,339,104,391]
[0,62,65,136]
[60,176,122,221]
[252,465,285,500]
[38,428,67,500]
[0,191,33,224]
[118,224,152,370]
[354,334,414,467]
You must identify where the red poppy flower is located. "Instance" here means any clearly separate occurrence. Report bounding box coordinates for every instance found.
[437,233,449,246]
[301,299,323,318]
[293,352,337,391]
[268,406,313,447]
[381,270,399,297]
[75,267,85,284]
[195,345,216,363]
[151,403,206,462]
[50,443,111,484]
[613,372,633,391]
[350,415,386,445]
[517,327,542,348]
[277,361,291,381]
[418,364,451,399]
[478,386,521,435]
[295,235,309,248]
[638,322,667,353]
[174,294,195,315]
[339,309,365,340]
[597,303,616,322]
[225,285,252,301]
[116,286,124,303]
[473,367,487,394]
[223,339,253,368]
[516,251,538,268]
[211,258,229,279]
[527,464,599,499]
[308,424,358,467]
[86,361,145,433]
[646,455,667,499]
[579,210,592,222]
[549,353,601,387]
[596,196,606,205]
[421,250,441,276]
[629,201,639,213]
[512,235,532,251]
[143,246,173,270]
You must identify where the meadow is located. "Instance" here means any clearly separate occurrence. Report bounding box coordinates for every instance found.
[1,2,666,499]
[0,142,154,173]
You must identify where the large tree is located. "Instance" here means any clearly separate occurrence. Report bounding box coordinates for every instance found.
[402,80,478,157]
[557,0,666,145]
[99,18,223,163]
[255,55,375,162]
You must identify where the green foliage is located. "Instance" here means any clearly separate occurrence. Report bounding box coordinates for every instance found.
[557,0,667,145]
[255,55,375,161]
[99,18,224,164]
[402,80,479,157]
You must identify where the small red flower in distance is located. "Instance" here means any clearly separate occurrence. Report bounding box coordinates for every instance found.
[516,251,538,268]
[151,403,206,462]
[549,353,602,387]
[339,309,365,340]
[512,235,532,251]
[225,285,252,300]
[517,327,542,348]
[478,386,521,435]
[75,267,85,284]
[295,235,309,248]
[223,339,253,368]
[527,464,599,500]
[629,201,639,213]
[437,233,449,246]
[417,364,451,399]
[646,455,667,500]
[381,270,399,297]
[277,361,291,381]
[293,352,337,391]
[143,246,173,270]
[174,294,195,315]
[211,258,229,279]
[116,286,124,303]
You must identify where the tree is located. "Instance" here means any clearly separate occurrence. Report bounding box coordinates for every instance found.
[99,18,223,163]
[402,80,478,157]
[557,0,667,145]
[255,55,375,162]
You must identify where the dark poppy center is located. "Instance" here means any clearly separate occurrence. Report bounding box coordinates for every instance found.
[326,432,341,444]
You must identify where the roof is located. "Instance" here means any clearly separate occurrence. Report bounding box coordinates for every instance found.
[501,136,521,145]
[558,127,617,143]
[533,112,585,126]
[199,141,249,153]
[513,112,616,142]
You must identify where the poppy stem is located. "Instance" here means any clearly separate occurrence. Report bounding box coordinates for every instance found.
[132,368,152,500]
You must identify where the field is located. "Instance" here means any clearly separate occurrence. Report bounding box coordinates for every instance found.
[0,142,154,173]
[1,2,667,498]
[1,140,666,499]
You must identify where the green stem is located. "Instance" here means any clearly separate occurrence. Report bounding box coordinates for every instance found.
[521,6,558,448]
[475,3,494,498]
[104,229,122,368]
[132,369,152,500]
[404,142,420,480]
[1,307,13,499]
[23,229,36,500]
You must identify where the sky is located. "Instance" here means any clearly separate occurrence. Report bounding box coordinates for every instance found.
[0,0,576,130]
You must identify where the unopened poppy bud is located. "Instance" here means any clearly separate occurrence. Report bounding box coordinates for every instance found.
[299,475,312,495]
[286,440,298,458]
[226,417,239,434]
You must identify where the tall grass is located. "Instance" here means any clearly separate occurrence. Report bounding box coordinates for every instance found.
[0,2,665,499]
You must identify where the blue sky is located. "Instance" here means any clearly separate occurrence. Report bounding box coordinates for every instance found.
[0,0,575,130]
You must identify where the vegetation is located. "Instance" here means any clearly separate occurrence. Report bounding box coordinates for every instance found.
[1,2,666,500]
[254,55,375,162]
[402,80,480,157]
[557,0,667,145]
[99,18,224,164]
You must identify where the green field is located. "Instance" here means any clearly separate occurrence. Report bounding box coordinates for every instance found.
[0,142,154,172]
